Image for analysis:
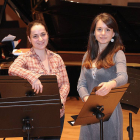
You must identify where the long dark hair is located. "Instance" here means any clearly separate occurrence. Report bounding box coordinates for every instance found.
[26,20,48,48]
[83,13,124,69]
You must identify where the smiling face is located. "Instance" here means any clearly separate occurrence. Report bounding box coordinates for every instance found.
[28,24,49,50]
[94,19,115,48]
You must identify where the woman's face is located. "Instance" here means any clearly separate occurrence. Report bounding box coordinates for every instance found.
[28,24,49,50]
[94,19,115,47]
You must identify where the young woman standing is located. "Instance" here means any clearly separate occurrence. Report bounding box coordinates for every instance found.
[77,13,128,140]
[9,20,70,140]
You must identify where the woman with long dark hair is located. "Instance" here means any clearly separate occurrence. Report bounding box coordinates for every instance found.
[77,13,128,140]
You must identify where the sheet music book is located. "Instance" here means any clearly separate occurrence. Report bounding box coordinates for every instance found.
[1,34,16,42]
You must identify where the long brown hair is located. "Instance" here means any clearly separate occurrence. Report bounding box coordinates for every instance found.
[83,13,124,69]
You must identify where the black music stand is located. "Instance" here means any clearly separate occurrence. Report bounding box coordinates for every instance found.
[0,75,61,140]
[68,84,129,140]
[0,75,60,98]
[121,67,140,140]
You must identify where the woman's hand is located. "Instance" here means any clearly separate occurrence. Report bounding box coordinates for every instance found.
[32,79,43,94]
[95,80,116,96]
[83,95,89,102]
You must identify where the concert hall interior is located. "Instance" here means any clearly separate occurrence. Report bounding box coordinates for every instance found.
[0,0,140,140]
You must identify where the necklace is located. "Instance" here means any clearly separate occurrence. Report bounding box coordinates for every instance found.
[92,67,97,79]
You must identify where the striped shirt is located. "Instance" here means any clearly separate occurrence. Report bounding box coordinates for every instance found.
[9,48,70,118]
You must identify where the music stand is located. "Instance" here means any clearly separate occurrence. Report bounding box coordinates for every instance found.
[121,67,140,140]
[0,75,59,98]
[0,75,62,140]
[68,84,129,140]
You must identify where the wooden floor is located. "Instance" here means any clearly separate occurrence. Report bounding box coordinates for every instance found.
[2,96,140,140]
